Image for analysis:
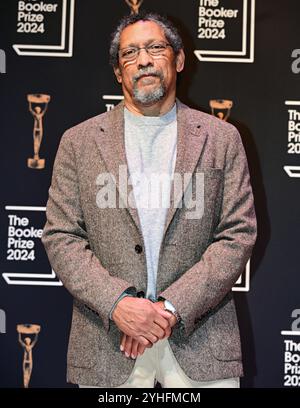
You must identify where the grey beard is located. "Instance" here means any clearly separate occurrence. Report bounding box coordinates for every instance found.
[133,82,166,105]
[132,68,166,105]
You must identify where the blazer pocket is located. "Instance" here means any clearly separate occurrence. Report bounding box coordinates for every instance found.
[201,168,224,188]
[195,167,224,187]
[183,167,224,230]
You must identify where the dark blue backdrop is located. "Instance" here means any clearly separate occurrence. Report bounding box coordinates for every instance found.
[0,0,300,388]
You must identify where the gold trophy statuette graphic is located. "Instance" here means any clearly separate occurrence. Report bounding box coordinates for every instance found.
[27,93,50,169]
[209,99,233,121]
[125,0,143,14]
[17,324,41,388]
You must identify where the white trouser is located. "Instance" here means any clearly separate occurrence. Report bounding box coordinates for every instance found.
[79,337,240,388]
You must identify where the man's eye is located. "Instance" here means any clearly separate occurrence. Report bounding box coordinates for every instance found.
[150,44,165,50]
[123,49,136,57]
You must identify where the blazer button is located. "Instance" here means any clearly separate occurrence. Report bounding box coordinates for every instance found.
[135,244,143,254]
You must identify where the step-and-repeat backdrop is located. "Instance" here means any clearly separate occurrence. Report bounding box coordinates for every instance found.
[0,0,300,388]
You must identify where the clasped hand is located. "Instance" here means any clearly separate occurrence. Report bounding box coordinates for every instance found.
[112,297,177,359]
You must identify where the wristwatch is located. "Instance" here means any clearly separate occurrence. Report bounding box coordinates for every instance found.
[163,299,181,323]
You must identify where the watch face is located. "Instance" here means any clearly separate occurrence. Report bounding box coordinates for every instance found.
[164,300,175,313]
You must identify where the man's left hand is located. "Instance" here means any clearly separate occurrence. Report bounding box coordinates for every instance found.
[120,301,178,359]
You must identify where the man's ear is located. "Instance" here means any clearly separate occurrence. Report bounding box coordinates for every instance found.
[114,66,122,83]
[175,49,185,73]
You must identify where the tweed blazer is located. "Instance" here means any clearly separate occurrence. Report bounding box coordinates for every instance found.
[42,99,257,387]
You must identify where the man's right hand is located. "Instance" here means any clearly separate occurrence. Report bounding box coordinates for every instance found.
[112,296,172,347]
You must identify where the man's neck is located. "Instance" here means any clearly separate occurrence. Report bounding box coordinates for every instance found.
[124,97,176,117]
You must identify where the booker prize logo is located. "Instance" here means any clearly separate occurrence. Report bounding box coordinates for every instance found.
[27,94,50,170]
[283,100,300,178]
[194,0,255,63]
[17,324,41,388]
[125,0,144,14]
[2,206,62,286]
[13,0,75,57]
[281,309,300,387]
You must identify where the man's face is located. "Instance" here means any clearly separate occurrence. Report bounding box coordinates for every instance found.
[114,20,184,107]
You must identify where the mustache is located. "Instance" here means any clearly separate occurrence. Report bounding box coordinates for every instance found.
[133,68,164,83]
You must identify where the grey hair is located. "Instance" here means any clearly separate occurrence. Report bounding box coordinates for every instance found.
[109,12,184,67]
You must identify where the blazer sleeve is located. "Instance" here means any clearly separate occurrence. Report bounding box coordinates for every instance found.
[158,127,257,338]
[41,130,136,333]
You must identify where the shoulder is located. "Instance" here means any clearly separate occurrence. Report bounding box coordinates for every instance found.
[178,100,238,133]
[177,100,241,146]
[63,106,120,142]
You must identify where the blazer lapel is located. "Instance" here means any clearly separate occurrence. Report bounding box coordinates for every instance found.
[163,100,208,238]
[93,101,143,235]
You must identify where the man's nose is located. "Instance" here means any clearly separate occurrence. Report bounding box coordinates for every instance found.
[136,48,154,67]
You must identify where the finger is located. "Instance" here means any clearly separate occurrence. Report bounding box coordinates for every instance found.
[137,341,147,356]
[130,339,139,359]
[143,332,159,345]
[120,333,127,352]
[158,308,175,320]
[149,322,167,340]
[154,310,173,330]
[161,312,178,329]
[124,334,133,358]
[160,324,171,339]
[135,335,152,348]
[165,325,172,338]
[169,315,178,328]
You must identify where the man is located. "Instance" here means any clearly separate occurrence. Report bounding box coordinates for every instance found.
[42,12,257,388]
